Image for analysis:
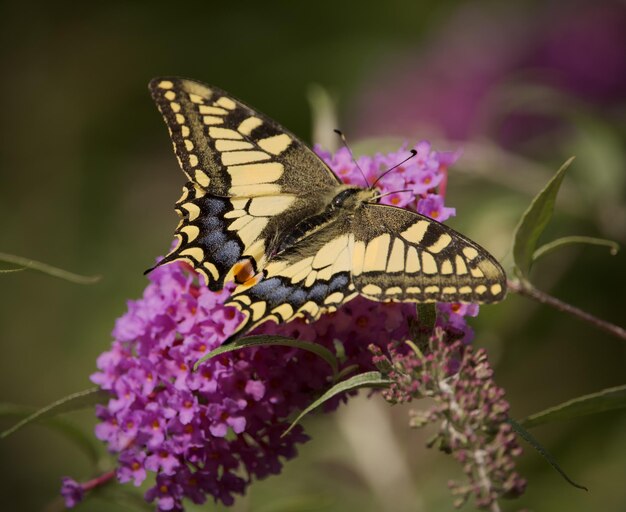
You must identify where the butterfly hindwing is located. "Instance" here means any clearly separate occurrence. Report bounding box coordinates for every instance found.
[149,77,342,289]
[351,204,506,303]
[158,184,246,290]
[224,217,359,341]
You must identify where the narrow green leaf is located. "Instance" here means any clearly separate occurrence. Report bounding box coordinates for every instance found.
[194,335,338,376]
[334,364,359,382]
[508,418,588,491]
[519,384,626,429]
[533,235,619,262]
[307,84,339,152]
[332,338,347,364]
[282,371,391,436]
[512,157,575,277]
[0,267,25,274]
[0,251,101,284]
[0,404,100,465]
[1,387,108,439]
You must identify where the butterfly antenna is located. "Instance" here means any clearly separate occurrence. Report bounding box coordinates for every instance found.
[370,149,417,189]
[333,129,370,187]
[368,188,413,203]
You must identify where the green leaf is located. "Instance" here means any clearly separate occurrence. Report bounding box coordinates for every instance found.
[512,157,575,277]
[307,84,339,152]
[0,404,100,465]
[1,387,108,439]
[282,371,391,436]
[0,267,25,274]
[0,251,101,284]
[193,335,338,376]
[519,384,626,429]
[508,418,588,491]
[533,235,619,262]
[334,364,359,382]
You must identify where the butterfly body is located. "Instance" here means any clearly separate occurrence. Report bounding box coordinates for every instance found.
[268,186,372,256]
[148,77,506,344]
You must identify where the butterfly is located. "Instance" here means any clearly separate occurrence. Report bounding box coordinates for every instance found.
[148,77,506,344]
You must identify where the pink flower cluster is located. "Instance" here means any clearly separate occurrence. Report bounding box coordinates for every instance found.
[371,328,526,509]
[315,141,458,220]
[63,143,477,511]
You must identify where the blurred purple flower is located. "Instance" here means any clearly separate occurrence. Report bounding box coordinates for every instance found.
[61,472,116,508]
[60,478,83,508]
[354,2,626,144]
[72,143,482,510]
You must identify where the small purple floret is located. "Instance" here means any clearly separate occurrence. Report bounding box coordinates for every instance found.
[60,477,84,508]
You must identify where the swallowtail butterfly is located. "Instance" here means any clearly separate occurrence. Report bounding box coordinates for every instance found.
[148,77,506,344]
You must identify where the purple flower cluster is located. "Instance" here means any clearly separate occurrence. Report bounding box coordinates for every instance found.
[371,328,526,509]
[314,141,458,220]
[355,4,626,143]
[66,143,478,510]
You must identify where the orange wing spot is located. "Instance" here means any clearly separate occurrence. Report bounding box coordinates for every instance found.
[233,259,256,284]
[240,272,263,289]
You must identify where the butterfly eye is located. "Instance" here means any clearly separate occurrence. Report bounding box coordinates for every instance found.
[332,189,356,208]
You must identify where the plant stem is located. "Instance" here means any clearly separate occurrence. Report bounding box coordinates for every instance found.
[508,279,626,342]
[82,470,116,492]
[0,251,100,284]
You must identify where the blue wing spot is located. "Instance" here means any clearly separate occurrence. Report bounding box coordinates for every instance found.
[200,216,222,231]
[328,274,349,292]
[198,231,227,251]
[287,288,308,307]
[200,197,227,215]
[214,240,241,267]
[308,283,329,302]
[265,284,294,305]
[249,277,282,298]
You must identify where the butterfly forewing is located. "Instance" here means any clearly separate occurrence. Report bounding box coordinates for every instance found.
[149,77,341,288]
[149,77,340,195]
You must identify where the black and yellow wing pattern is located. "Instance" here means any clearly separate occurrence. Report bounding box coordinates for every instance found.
[350,204,504,302]
[224,203,505,341]
[149,77,506,344]
[148,77,340,290]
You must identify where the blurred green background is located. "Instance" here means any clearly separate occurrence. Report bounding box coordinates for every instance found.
[1,1,625,510]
